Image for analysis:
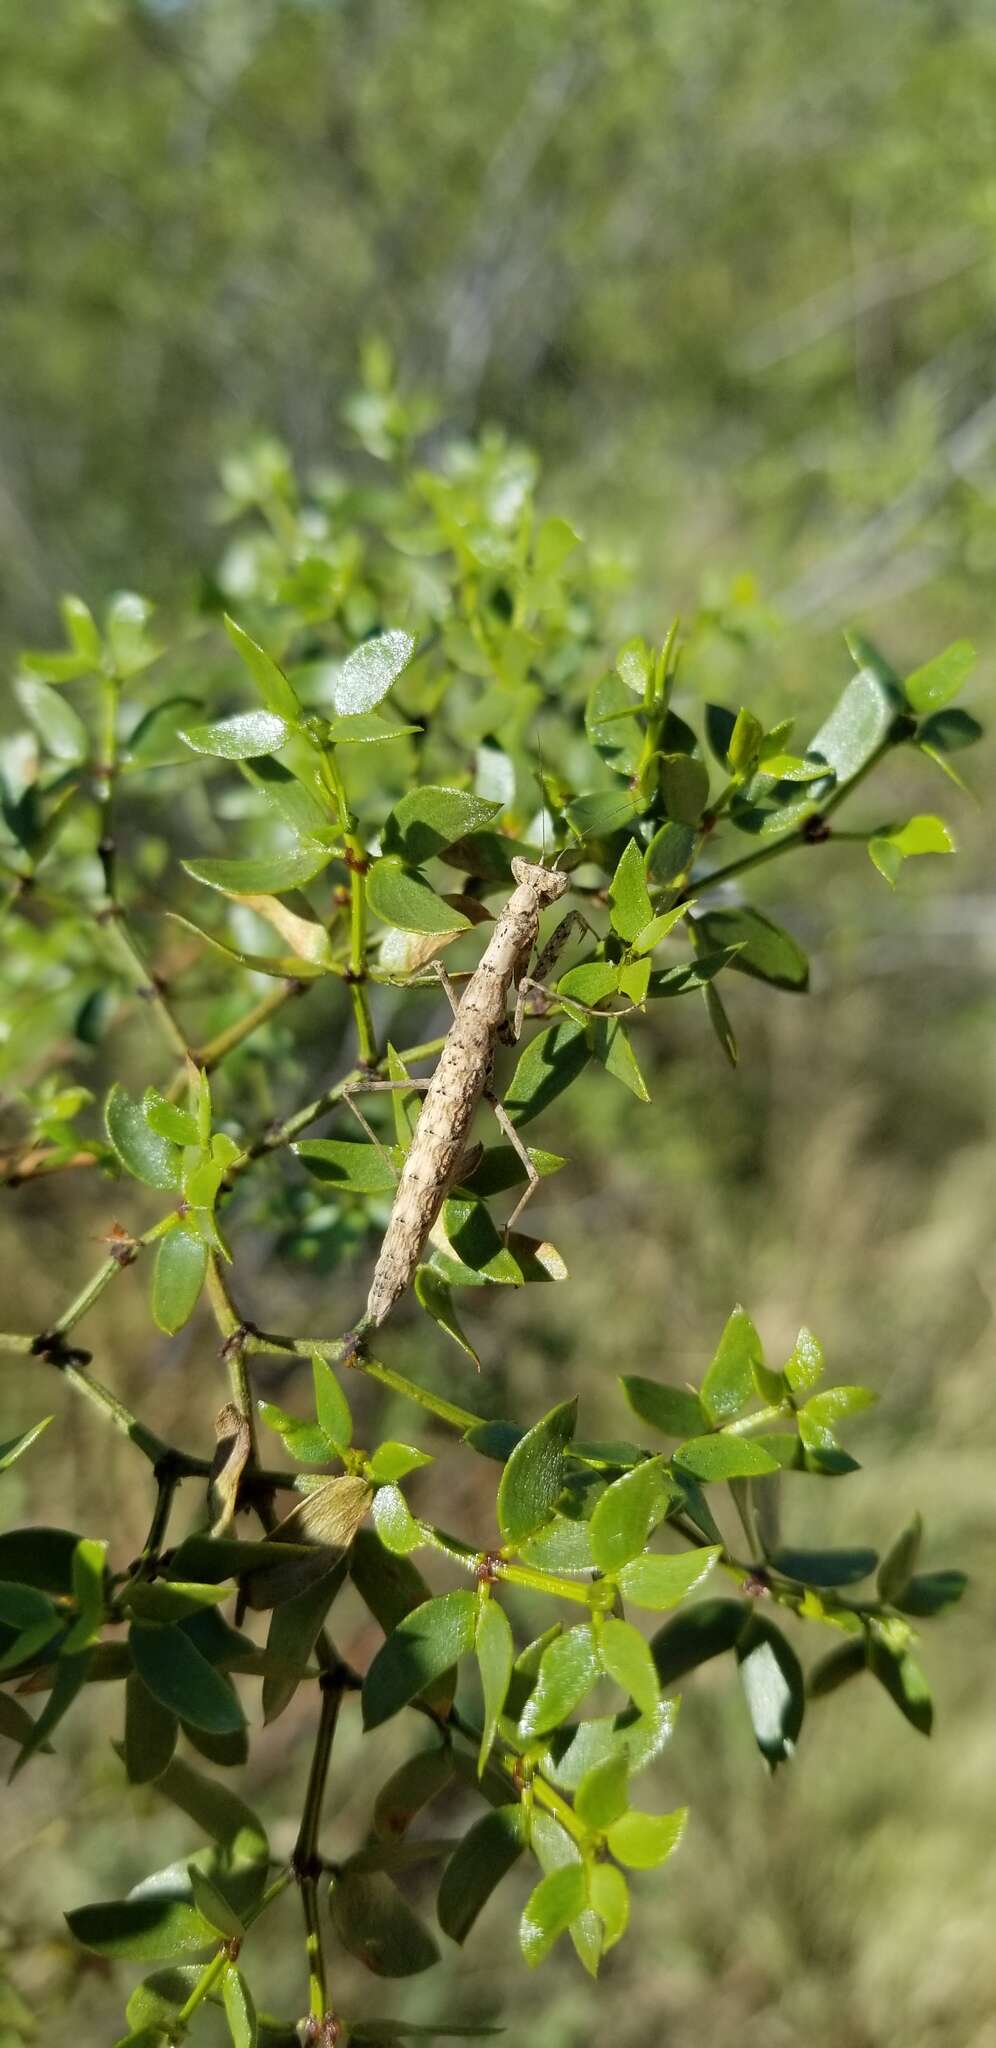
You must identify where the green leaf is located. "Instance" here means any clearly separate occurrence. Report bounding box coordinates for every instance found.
[66,1896,215,1963]
[703,978,737,1066]
[294,1138,401,1194]
[617,1546,721,1611]
[0,1416,53,1471]
[918,706,982,754]
[736,1615,804,1767]
[383,786,502,865]
[124,1674,178,1784]
[771,1547,877,1587]
[143,1090,199,1146]
[540,1696,678,1791]
[651,1598,746,1686]
[619,1376,706,1439]
[608,839,653,943]
[224,616,301,722]
[0,1581,58,1632]
[868,813,954,886]
[606,1807,686,1870]
[62,1536,107,1653]
[520,1864,588,1969]
[675,1435,779,1482]
[372,1486,421,1557]
[334,630,416,715]
[599,1617,660,1717]
[363,1591,477,1729]
[896,1569,967,1618]
[188,1865,245,1939]
[152,1226,208,1336]
[257,1401,333,1466]
[223,1967,258,2048]
[798,1384,876,1450]
[125,1581,230,1624]
[373,1746,455,1841]
[661,753,709,824]
[330,1868,439,1976]
[438,1806,526,1944]
[0,1690,51,1754]
[868,1636,933,1735]
[575,1753,629,1831]
[475,1597,514,1775]
[645,820,695,885]
[518,1624,600,1740]
[589,1016,650,1101]
[0,1526,80,1592]
[631,903,692,955]
[10,1650,92,1772]
[368,1442,433,1483]
[105,1083,182,1190]
[589,1863,629,1951]
[784,1326,824,1392]
[589,1458,670,1574]
[240,754,336,840]
[152,1755,268,1866]
[505,1017,590,1127]
[809,641,904,787]
[126,696,202,766]
[904,640,975,714]
[14,674,90,762]
[700,1307,763,1423]
[497,1399,577,1547]
[129,1623,245,1735]
[367,857,471,934]
[727,707,764,775]
[566,788,638,840]
[182,846,334,894]
[262,1555,348,1724]
[696,908,808,992]
[414,1269,482,1369]
[312,1355,353,1451]
[125,1967,203,2033]
[808,1638,868,1698]
[180,710,290,760]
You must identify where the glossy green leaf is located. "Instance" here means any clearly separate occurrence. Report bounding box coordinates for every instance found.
[334,630,415,715]
[240,754,336,840]
[589,1457,670,1574]
[126,697,202,766]
[798,1384,876,1450]
[771,1546,877,1587]
[505,1016,589,1127]
[541,1696,678,1791]
[124,1967,203,2033]
[518,1624,600,1740]
[520,1863,588,1969]
[589,1016,650,1100]
[784,1326,824,1392]
[606,1807,686,1870]
[124,1674,178,1785]
[414,1269,482,1369]
[599,1617,660,1717]
[904,640,975,714]
[262,1555,348,1724]
[182,846,333,894]
[223,1967,258,2048]
[373,1746,455,1841]
[151,1226,208,1336]
[608,838,653,942]
[383,786,502,865]
[703,977,737,1066]
[497,1398,577,1547]
[367,857,471,934]
[696,907,808,992]
[14,675,90,762]
[143,1090,199,1146]
[661,752,709,823]
[620,1376,706,1439]
[700,1307,763,1422]
[651,1599,746,1687]
[180,710,290,760]
[631,903,691,955]
[62,1536,107,1653]
[372,1485,421,1556]
[0,1526,80,1593]
[736,1615,804,1767]
[868,1637,933,1735]
[363,1590,476,1729]
[0,1416,53,1471]
[224,615,302,722]
[294,1138,401,1193]
[808,641,903,787]
[10,1649,93,1772]
[645,820,695,885]
[129,1623,245,1735]
[437,1806,527,1944]
[368,1442,433,1483]
[105,1083,182,1190]
[616,1546,721,1611]
[727,707,764,775]
[257,1401,333,1465]
[475,1597,514,1774]
[330,1868,439,1976]
[188,1865,244,1939]
[675,1433,779,1482]
[566,788,638,840]
[589,1863,629,1951]
[66,1895,215,1963]
[557,961,619,1007]
[312,1354,353,1451]
[574,1753,629,1831]
[868,813,954,886]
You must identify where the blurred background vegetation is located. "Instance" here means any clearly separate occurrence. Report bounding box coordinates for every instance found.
[1,1,994,2043]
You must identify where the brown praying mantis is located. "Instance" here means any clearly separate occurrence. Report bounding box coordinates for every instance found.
[349,857,589,1332]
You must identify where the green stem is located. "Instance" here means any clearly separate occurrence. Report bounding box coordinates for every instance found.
[172,1945,230,2030]
[294,1677,345,2024]
[245,1329,484,1434]
[320,746,377,1068]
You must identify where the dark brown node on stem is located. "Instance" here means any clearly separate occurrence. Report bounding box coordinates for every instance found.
[474,1552,502,1586]
[219,1320,255,1360]
[802,814,832,844]
[338,1330,366,1371]
[343,846,370,875]
[343,966,367,986]
[291,1848,324,1885]
[30,1331,92,1368]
